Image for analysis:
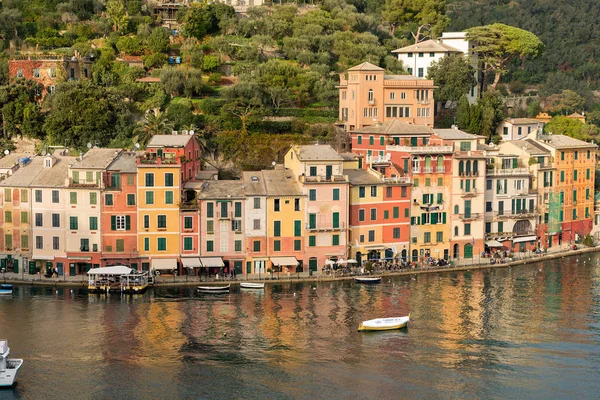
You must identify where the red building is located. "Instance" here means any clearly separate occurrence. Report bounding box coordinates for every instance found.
[144,133,203,182]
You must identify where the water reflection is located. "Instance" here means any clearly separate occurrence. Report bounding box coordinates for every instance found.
[0,256,600,398]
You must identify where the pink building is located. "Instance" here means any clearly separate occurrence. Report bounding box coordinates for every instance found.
[338,62,435,132]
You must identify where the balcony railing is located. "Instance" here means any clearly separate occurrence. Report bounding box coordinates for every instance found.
[179,201,199,210]
[387,145,454,154]
[423,167,433,173]
[459,213,482,221]
[458,170,480,177]
[486,230,536,239]
[68,178,99,188]
[460,189,479,197]
[382,176,411,184]
[487,167,529,176]
[306,222,346,232]
[300,174,348,183]
[368,155,391,164]
[495,209,538,219]
[104,185,121,191]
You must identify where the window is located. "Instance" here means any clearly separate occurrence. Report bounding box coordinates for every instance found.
[418,68,424,77]
[72,171,80,183]
[332,235,340,246]
[253,219,260,230]
[430,52,435,57]
[574,170,578,181]
[235,240,242,252]
[21,211,28,223]
[88,192,96,205]
[70,216,78,230]
[424,232,431,243]
[207,220,214,233]
[308,213,317,229]
[309,166,317,176]
[89,216,98,230]
[144,237,150,251]
[294,239,301,250]
[127,194,135,206]
[253,241,260,252]
[70,192,77,204]
[116,239,125,253]
[274,221,281,237]
[4,211,11,223]
[207,202,214,218]
[184,216,193,229]
[333,188,340,200]
[184,237,193,251]
[436,232,443,243]
[357,136,362,145]
[80,238,90,252]
[561,152,565,161]
[370,186,377,197]
[390,92,395,100]
[560,171,565,182]
[17,68,23,78]
[393,228,400,239]
[274,199,280,212]
[50,236,59,250]
[370,208,377,221]
[418,52,424,57]
[359,186,365,198]
[158,238,167,251]
[358,209,365,222]
[309,189,316,201]
[369,136,374,145]
[274,240,281,252]
[368,89,374,102]
[113,215,128,231]
[145,173,154,187]
[309,236,316,247]
[105,193,114,206]
[165,173,174,187]
[127,175,135,186]
[294,220,301,236]
[4,235,11,249]
[157,215,167,229]
[407,52,413,57]
[19,189,27,202]
[145,191,154,205]
[144,215,150,229]
[35,213,43,227]
[254,198,261,209]
[35,190,42,202]
[384,210,389,219]
[36,236,43,249]
[51,190,59,203]
[368,230,375,242]
[464,224,471,235]
[294,198,300,211]
[575,151,578,160]
[165,191,174,204]
[401,187,407,198]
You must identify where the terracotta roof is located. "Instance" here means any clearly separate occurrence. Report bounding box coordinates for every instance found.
[392,39,462,54]
[504,118,542,125]
[432,128,483,140]
[242,171,267,196]
[71,148,122,169]
[347,62,384,71]
[345,169,382,185]
[535,134,597,149]
[566,112,585,119]
[262,169,302,196]
[294,144,343,161]
[351,119,433,135]
[30,156,78,188]
[198,180,245,199]
[107,151,138,173]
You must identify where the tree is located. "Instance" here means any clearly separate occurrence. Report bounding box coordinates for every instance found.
[134,110,174,146]
[544,116,600,142]
[427,55,475,103]
[382,0,449,37]
[105,0,128,32]
[456,95,470,130]
[147,27,170,53]
[544,90,586,115]
[0,81,43,139]
[181,3,216,40]
[467,24,544,93]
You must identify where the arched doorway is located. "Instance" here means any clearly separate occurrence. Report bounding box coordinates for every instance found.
[453,243,460,258]
[513,220,532,234]
[308,258,318,273]
[401,249,407,262]
[356,252,362,266]
[411,249,418,262]
[385,248,393,259]
[464,243,473,259]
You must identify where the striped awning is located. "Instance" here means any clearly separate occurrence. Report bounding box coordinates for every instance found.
[200,257,224,268]
[270,257,298,266]
[151,258,178,270]
[181,257,201,268]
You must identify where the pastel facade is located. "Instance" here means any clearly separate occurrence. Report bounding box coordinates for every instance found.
[285,145,350,270]
[497,118,543,141]
[145,134,202,183]
[242,172,268,275]
[338,62,435,132]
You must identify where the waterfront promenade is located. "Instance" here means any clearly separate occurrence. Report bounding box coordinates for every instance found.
[1,244,596,288]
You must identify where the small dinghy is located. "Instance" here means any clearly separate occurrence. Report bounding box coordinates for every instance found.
[0,284,13,295]
[240,282,265,289]
[198,284,230,292]
[0,340,23,387]
[354,276,381,284]
[358,314,410,332]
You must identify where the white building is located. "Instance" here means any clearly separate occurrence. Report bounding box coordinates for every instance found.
[392,32,479,103]
[242,171,267,274]
[496,118,544,141]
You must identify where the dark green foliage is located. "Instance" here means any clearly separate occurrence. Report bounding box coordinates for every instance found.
[427,54,475,103]
[147,27,169,53]
[0,80,44,139]
[456,95,470,130]
[116,36,143,55]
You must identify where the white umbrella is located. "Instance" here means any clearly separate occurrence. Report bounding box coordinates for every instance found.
[346,259,357,264]
[337,259,347,265]
[325,260,336,266]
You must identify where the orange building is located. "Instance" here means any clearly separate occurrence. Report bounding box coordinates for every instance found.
[338,62,435,132]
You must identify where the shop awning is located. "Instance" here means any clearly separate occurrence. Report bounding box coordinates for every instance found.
[87,266,133,276]
[32,255,55,261]
[513,235,537,244]
[181,257,201,268]
[151,258,178,270]
[270,257,298,266]
[69,256,92,261]
[364,245,385,250]
[200,257,224,268]
[485,240,504,248]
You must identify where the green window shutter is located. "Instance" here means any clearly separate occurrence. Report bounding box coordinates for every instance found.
[125,215,131,231]
[253,241,260,252]
[274,240,281,251]
[357,136,362,145]
[431,213,438,224]
[442,212,446,223]
[294,220,301,236]
[207,202,214,217]
[90,192,97,205]
[294,239,301,251]
[333,212,339,228]
[235,202,242,217]
[72,171,79,183]
[111,216,116,231]
[332,235,339,246]
[393,207,399,218]
[512,158,518,168]
[165,191,173,204]
[437,193,442,204]
[417,216,421,225]
[184,237,193,250]
[144,237,150,251]
[384,210,389,219]
[587,169,591,180]
[274,221,281,237]
[70,192,77,204]
[333,188,340,201]
[309,236,316,246]
[89,217,97,230]
[309,213,316,229]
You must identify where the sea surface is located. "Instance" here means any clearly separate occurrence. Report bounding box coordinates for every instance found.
[1,253,600,399]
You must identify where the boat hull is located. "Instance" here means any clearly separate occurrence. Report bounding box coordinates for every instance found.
[354,277,382,284]
[0,290,12,295]
[358,316,410,332]
[240,283,265,289]
[0,359,22,388]
[198,285,230,292]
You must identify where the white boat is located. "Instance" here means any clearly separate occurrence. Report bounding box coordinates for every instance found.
[0,284,13,295]
[354,276,382,283]
[240,282,265,289]
[358,315,410,332]
[0,340,23,387]
[198,284,230,292]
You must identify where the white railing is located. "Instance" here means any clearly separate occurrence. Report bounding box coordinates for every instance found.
[387,145,454,154]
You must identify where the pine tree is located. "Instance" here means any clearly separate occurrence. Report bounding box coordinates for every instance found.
[456,95,470,130]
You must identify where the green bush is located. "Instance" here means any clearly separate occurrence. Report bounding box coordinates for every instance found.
[200,98,226,115]
[143,53,168,69]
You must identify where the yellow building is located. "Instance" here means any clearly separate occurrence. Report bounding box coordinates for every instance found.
[137,158,181,275]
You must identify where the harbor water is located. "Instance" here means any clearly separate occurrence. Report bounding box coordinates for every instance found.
[1,253,600,399]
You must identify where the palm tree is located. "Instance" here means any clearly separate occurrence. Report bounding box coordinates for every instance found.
[134,110,174,147]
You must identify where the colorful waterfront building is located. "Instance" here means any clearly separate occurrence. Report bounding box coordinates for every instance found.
[66,148,122,275]
[338,62,435,132]
[100,151,140,269]
[533,133,596,246]
[30,153,77,275]
[284,145,350,271]
[242,171,268,276]
[137,145,182,275]
[179,180,201,274]
[430,129,487,260]
[144,134,202,182]
[262,168,305,274]
[346,166,412,265]
[197,180,246,276]
[0,156,38,274]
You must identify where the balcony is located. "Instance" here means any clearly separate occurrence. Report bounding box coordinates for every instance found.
[423,167,433,173]
[486,230,536,239]
[104,185,121,191]
[179,201,199,210]
[458,170,480,177]
[460,189,479,197]
[368,99,376,105]
[68,178,99,188]
[382,176,411,184]
[217,211,234,220]
[305,222,346,232]
[300,174,348,183]
[496,209,538,219]
[387,145,454,154]
[459,213,481,221]
[367,154,391,165]
[437,167,445,173]
[137,155,180,165]
[487,167,529,176]
[417,99,430,104]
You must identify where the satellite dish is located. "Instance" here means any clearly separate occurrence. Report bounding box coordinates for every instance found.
[271,161,276,167]
[87,142,92,149]
[134,143,140,149]
[189,130,194,135]
[3,149,9,156]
